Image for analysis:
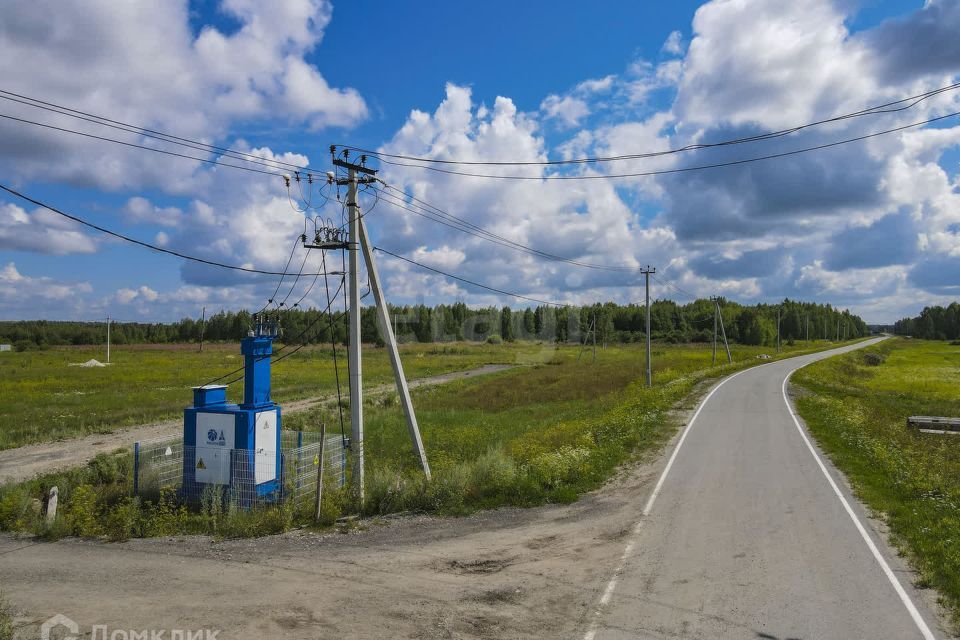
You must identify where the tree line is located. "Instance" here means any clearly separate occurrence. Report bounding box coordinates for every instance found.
[894,303,960,340]
[0,298,868,350]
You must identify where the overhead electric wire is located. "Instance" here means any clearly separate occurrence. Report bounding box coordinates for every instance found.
[353,111,960,181]
[652,273,699,302]
[0,113,287,177]
[373,245,568,307]
[337,81,960,166]
[256,237,302,314]
[275,244,315,309]
[371,183,642,272]
[320,250,348,446]
[0,183,340,277]
[0,88,310,174]
[4,92,958,187]
[291,254,325,308]
[202,276,346,388]
[5,81,958,188]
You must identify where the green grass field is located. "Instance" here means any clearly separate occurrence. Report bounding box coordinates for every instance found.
[793,338,960,626]
[0,341,535,450]
[0,338,858,540]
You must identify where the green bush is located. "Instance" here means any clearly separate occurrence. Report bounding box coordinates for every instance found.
[12,339,34,352]
[142,487,188,537]
[426,465,469,513]
[862,351,886,366]
[467,448,517,500]
[486,334,503,344]
[529,446,592,489]
[0,486,36,531]
[104,497,140,541]
[66,484,101,537]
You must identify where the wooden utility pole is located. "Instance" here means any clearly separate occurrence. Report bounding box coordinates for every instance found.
[106,316,111,364]
[592,314,597,362]
[576,315,597,364]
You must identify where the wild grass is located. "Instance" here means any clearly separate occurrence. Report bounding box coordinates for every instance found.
[0,591,13,640]
[0,339,858,539]
[0,341,539,450]
[793,338,960,627]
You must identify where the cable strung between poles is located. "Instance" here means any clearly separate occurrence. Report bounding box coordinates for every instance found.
[0,184,339,277]
[353,112,960,180]
[336,81,960,166]
[374,245,569,307]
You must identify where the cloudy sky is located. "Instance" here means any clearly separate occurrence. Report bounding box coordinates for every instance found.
[1,0,959,324]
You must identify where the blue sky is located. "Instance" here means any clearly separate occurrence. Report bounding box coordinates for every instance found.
[1,0,959,324]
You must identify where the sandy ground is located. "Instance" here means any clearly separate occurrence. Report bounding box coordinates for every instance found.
[0,364,511,484]
[3,466,664,639]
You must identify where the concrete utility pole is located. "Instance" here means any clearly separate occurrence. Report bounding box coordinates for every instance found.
[712,301,718,366]
[806,314,809,342]
[716,300,732,364]
[199,306,206,353]
[836,319,840,342]
[305,152,433,501]
[105,316,111,364]
[358,214,431,479]
[776,307,781,353]
[641,266,655,387]
[346,166,364,496]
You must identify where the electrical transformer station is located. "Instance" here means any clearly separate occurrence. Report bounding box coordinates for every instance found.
[182,318,282,500]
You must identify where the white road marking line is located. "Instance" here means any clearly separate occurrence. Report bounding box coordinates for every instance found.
[781,370,937,640]
[582,364,765,640]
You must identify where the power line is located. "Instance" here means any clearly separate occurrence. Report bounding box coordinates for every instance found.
[0,88,310,174]
[202,276,346,388]
[0,183,340,277]
[337,81,960,166]
[373,245,568,307]
[257,237,303,314]
[652,273,699,302]
[371,183,642,272]
[0,112,285,177]
[352,111,960,180]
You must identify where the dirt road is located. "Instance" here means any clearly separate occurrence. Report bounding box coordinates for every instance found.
[0,364,511,484]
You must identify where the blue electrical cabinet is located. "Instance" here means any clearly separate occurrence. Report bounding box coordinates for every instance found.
[183,329,282,502]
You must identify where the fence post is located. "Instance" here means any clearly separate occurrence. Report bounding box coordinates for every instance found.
[133,442,140,496]
[296,430,304,493]
[314,424,327,522]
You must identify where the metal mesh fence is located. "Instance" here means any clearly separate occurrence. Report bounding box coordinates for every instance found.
[134,430,347,509]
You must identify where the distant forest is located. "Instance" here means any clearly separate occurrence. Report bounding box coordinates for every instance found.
[894,304,960,339]
[0,298,868,351]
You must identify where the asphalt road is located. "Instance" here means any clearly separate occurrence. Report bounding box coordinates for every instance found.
[585,337,943,640]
